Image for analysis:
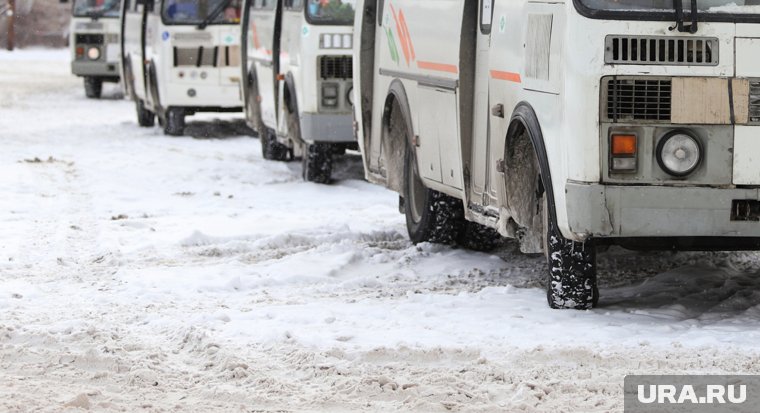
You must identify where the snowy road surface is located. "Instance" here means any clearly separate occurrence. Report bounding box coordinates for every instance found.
[1,50,760,412]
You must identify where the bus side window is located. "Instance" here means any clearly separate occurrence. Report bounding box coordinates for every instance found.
[480,0,493,34]
[377,0,384,26]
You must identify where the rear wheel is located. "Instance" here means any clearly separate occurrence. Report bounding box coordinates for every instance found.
[403,141,464,245]
[260,128,289,161]
[84,77,102,99]
[302,143,333,184]
[135,99,155,127]
[163,107,185,136]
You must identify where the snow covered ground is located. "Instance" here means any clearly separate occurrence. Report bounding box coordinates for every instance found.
[1,49,760,412]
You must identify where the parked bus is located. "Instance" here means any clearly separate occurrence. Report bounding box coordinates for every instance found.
[241,0,355,183]
[121,0,244,135]
[64,0,122,98]
[353,0,760,309]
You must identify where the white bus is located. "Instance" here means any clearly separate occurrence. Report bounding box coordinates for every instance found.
[121,0,244,135]
[64,0,123,98]
[242,0,355,183]
[353,0,760,308]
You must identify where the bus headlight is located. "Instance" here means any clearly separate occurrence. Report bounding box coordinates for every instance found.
[321,83,339,107]
[657,130,702,177]
[87,47,101,60]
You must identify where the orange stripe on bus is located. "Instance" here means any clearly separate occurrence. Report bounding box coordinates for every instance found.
[390,4,411,65]
[490,70,522,83]
[417,61,459,74]
[399,10,415,61]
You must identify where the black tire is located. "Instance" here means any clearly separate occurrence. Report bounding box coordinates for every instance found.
[302,143,333,184]
[459,221,503,252]
[84,77,102,99]
[403,142,464,245]
[135,99,155,127]
[260,128,289,161]
[545,219,599,309]
[164,107,185,136]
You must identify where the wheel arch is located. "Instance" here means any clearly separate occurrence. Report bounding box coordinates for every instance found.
[505,102,559,233]
[380,79,415,194]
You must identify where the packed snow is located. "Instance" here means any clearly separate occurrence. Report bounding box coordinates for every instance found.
[1,49,760,412]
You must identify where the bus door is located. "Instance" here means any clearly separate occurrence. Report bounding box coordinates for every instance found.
[250,0,281,130]
[470,0,494,205]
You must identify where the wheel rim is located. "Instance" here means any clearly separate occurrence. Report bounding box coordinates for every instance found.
[407,157,426,224]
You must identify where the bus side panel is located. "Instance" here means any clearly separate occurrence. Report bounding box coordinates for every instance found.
[488,0,569,235]
[373,0,466,194]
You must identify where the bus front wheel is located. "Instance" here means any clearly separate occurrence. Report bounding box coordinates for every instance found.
[84,77,102,99]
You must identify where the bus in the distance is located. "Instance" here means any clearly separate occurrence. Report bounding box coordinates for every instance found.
[242,0,355,183]
[121,0,244,135]
[65,0,122,98]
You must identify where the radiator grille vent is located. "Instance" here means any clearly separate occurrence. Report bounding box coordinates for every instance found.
[319,56,352,80]
[606,78,672,122]
[173,46,240,68]
[605,36,718,66]
[750,80,760,123]
[75,33,104,45]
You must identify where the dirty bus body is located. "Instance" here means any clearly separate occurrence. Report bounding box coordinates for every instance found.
[64,0,123,99]
[353,0,760,308]
[121,0,244,135]
[242,0,355,183]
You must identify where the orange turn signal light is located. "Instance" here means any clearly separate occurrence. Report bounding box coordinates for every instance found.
[611,134,637,156]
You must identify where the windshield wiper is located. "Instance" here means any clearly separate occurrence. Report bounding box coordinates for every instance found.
[197,0,232,30]
[670,0,698,33]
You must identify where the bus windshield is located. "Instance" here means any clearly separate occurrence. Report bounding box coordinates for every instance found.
[163,0,242,25]
[579,0,760,14]
[306,0,355,25]
[72,0,120,18]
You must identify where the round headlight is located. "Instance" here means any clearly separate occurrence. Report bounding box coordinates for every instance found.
[87,47,100,60]
[657,131,702,177]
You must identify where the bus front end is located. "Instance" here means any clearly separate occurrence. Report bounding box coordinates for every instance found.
[68,0,122,98]
[298,3,355,148]
[563,1,760,250]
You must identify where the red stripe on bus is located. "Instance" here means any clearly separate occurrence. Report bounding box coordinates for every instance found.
[398,10,415,61]
[417,61,459,74]
[490,70,522,83]
[390,4,411,65]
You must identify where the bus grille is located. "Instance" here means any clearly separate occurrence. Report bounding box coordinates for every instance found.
[750,80,760,123]
[605,78,672,122]
[173,46,240,68]
[319,56,352,80]
[605,36,718,66]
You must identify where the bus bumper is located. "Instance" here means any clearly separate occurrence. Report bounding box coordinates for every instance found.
[300,113,354,143]
[71,61,120,78]
[565,181,760,238]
